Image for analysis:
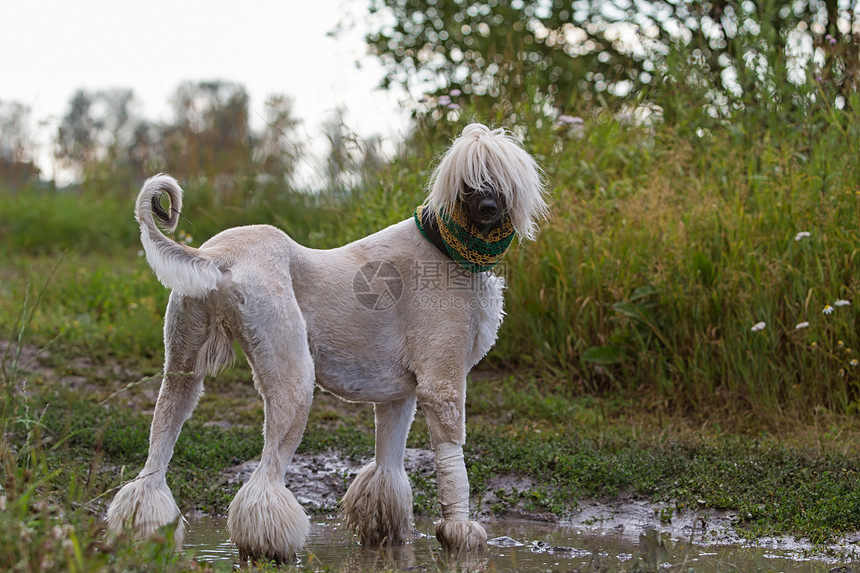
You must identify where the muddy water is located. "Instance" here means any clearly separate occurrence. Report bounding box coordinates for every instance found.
[183,515,853,571]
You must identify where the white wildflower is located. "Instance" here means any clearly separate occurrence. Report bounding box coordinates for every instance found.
[751,321,766,332]
[794,231,811,241]
[834,299,851,307]
[795,321,810,329]
[823,304,834,315]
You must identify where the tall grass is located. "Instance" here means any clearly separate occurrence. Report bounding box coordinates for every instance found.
[495,98,860,416]
[0,280,185,571]
[3,93,860,419]
[351,92,860,418]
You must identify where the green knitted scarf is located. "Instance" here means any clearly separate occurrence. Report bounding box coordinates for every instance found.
[414,204,515,273]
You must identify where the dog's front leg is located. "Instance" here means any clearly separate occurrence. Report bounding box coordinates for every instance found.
[417,379,487,552]
[341,396,417,545]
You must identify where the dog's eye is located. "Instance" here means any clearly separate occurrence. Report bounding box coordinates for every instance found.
[464,183,496,197]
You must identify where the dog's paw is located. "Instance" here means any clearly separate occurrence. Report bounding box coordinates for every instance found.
[340,461,413,545]
[228,475,309,564]
[106,477,186,548]
[435,519,487,552]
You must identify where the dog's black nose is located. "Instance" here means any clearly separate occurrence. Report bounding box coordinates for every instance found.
[478,198,498,219]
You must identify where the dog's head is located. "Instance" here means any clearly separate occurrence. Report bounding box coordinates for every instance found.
[461,181,507,232]
[426,123,549,240]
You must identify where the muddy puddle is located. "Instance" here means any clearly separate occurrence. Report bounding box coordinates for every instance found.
[183,515,856,571]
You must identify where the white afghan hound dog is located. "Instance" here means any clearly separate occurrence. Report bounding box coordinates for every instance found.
[106,123,548,562]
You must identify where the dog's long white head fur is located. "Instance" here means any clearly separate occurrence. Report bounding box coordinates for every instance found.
[426,123,549,241]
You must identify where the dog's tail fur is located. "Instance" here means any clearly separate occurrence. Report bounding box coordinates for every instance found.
[135,174,222,298]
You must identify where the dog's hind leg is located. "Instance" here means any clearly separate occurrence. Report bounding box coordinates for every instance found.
[107,294,212,548]
[227,290,314,564]
[340,395,416,545]
[416,376,488,553]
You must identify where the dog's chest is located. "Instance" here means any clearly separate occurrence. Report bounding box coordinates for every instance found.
[312,352,415,402]
[307,333,415,402]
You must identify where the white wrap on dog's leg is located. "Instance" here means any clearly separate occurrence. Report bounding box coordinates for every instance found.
[435,441,470,521]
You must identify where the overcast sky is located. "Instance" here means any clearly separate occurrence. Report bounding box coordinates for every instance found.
[2,0,408,183]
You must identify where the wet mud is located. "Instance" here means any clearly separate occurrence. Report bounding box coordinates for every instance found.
[213,448,860,571]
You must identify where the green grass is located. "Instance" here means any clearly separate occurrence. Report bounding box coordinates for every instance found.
[468,420,860,543]
[463,376,860,543]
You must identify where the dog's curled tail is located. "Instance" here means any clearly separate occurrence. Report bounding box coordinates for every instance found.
[135,174,222,298]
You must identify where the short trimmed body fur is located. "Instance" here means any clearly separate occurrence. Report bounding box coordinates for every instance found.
[106,124,547,562]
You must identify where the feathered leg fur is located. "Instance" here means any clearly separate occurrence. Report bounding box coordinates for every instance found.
[227,282,315,563]
[417,377,487,552]
[341,396,416,545]
[106,293,212,547]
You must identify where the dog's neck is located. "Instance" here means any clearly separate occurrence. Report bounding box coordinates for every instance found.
[416,205,449,258]
[414,204,515,273]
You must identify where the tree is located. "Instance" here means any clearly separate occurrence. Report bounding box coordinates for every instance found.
[127,120,166,179]
[366,0,643,107]
[0,100,39,188]
[321,108,382,193]
[55,89,137,180]
[50,81,312,193]
[364,0,859,120]
[255,94,304,186]
[166,80,253,187]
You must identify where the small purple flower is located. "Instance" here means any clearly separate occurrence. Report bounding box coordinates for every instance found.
[448,103,460,110]
[449,89,462,97]
[438,95,451,106]
[826,34,836,45]
[556,114,584,126]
